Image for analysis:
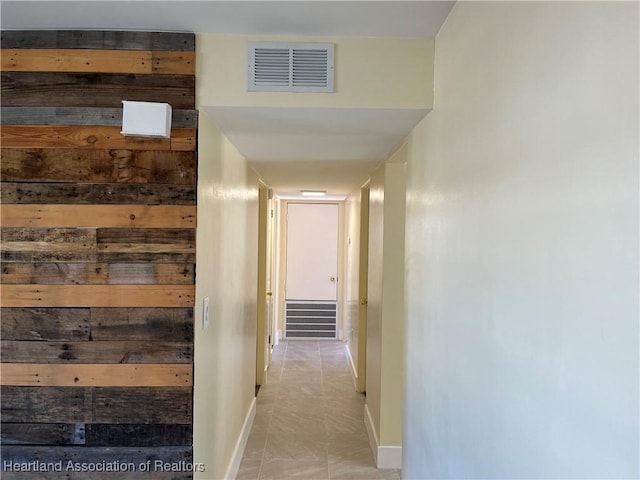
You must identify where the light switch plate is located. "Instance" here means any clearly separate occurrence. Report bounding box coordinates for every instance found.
[203,296,210,330]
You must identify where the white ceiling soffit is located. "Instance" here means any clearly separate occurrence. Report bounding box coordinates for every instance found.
[203,106,429,163]
[203,106,429,195]
[0,1,455,38]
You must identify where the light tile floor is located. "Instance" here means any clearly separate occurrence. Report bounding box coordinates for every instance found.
[237,340,401,480]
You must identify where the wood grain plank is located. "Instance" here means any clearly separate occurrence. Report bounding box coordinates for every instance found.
[85,424,193,447]
[0,285,195,307]
[90,308,194,342]
[0,126,196,151]
[1,263,195,285]
[1,227,195,263]
[1,149,196,185]
[1,49,153,73]
[0,205,196,227]
[0,446,193,478]
[1,31,195,51]
[1,386,193,424]
[1,423,85,445]
[1,227,97,263]
[0,308,91,341]
[152,51,195,75]
[0,363,193,387]
[1,182,196,205]
[1,72,195,109]
[1,341,193,364]
[0,107,198,128]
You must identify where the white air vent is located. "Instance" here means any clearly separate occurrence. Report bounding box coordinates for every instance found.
[248,42,334,93]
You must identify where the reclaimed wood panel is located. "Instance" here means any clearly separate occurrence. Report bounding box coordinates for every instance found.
[1,387,193,424]
[0,126,196,151]
[0,363,193,387]
[0,205,196,228]
[1,341,193,364]
[1,263,195,285]
[1,424,85,446]
[0,308,91,341]
[1,227,195,263]
[1,149,196,185]
[1,72,196,109]
[0,107,198,128]
[1,31,195,51]
[90,308,194,342]
[1,49,152,73]
[85,424,192,447]
[1,182,196,205]
[1,285,195,307]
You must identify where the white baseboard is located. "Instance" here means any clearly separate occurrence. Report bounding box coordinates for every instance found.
[363,403,402,470]
[224,397,256,480]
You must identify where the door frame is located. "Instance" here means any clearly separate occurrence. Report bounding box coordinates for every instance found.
[357,184,370,393]
[256,183,270,386]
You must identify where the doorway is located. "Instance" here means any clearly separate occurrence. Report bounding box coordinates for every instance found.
[284,202,339,339]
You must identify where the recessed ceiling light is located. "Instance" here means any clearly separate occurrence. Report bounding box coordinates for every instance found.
[300,190,326,197]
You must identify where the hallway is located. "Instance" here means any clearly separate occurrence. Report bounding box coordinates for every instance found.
[237,340,401,480]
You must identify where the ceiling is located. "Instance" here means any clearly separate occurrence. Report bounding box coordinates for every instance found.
[1,1,454,197]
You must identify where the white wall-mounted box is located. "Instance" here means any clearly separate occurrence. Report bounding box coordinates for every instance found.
[121,100,172,138]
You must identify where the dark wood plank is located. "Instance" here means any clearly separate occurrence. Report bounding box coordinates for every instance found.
[1,263,195,285]
[97,228,195,244]
[1,423,85,445]
[1,340,193,364]
[1,31,195,51]
[1,149,196,185]
[1,182,196,205]
[0,308,90,341]
[85,424,193,447]
[1,72,195,109]
[90,308,194,342]
[0,445,193,479]
[1,386,193,424]
[0,107,198,128]
[0,126,196,151]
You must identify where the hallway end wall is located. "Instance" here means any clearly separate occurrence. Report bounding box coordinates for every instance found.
[193,112,259,480]
[404,2,639,478]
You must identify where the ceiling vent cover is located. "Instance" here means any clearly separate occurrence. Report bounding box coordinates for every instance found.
[248,42,334,93]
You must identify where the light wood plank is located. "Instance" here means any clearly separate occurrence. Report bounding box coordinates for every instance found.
[0,285,195,307]
[1,48,152,73]
[0,363,192,386]
[0,205,196,227]
[0,126,196,151]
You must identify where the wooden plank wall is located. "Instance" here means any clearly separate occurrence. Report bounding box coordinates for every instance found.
[0,30,197,479]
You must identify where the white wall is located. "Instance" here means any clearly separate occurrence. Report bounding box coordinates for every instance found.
[193,111,259,480]
[404,2,639,478]
[365,154,406,467]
